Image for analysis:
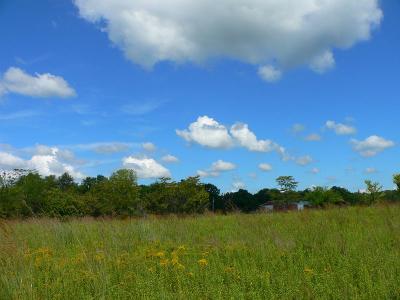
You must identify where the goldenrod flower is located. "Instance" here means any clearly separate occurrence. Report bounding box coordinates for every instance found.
[198,258,208,266]
[160,258,169,266]
[304,268,314,275]
[171,256,179,265]
[154,251,165,258]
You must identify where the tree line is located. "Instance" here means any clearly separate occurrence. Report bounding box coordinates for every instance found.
[0,169,399,218]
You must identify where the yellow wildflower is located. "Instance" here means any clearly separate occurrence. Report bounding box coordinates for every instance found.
[154,251,165,258]
[94,252,105,262]
[160,258,169,266]
[304,268,314,275]
[198,258,208,266]
[171,256,179,265]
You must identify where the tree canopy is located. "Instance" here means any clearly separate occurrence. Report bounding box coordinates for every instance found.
[0,170,399,218]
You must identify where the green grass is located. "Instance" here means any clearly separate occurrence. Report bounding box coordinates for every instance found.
[1,205,400,299]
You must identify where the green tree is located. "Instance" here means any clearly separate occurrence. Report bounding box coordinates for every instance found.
[393,174,400,191]
[364,180,383,204]
[16,172,47,215]
[57,173,76,191]
[204,183,221,212]
[176,176,209,213]
[275,176,299,205]
[91,169,141,216]
[276,176,298,192]
[305,187,344,207]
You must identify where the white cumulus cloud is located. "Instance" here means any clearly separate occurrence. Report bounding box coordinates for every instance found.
[0,152,26,169]
[258,163,272,172]
[122,155,170,178]
[74,0,382,80]
[311,167,320,174]
[142,142,157,152]
[296,155,313,166]
[326,120,357,135]
[231,123,278,153]
[231,179,246,192]
[258,65,282,82]
[364,167,378,174]
[0,67,76,98]
[351,135,395,157]
[0,145,85,179]
[292,123,306,134]
[305,133,322,141]
[177,116,291,160]
[176,116,233,149]
[211,160,236,172]
[197,159,236,178]
[309,50,335,73]
[161,154,179,163]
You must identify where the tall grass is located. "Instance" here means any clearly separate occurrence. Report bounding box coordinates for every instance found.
[1,205,400,299]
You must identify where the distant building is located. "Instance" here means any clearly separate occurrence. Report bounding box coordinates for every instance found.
[259,201,310,212]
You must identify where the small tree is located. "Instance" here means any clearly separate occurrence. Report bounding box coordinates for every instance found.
[393,174,400,191]
[305,186,344,207]
[276,176,298,205]
[364,180,383,204]
[57,173,76,191]
[276,176,298,192]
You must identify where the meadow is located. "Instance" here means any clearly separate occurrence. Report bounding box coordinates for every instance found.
[1,205,400,299]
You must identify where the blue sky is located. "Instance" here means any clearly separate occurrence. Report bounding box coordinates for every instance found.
[0,0,399,192]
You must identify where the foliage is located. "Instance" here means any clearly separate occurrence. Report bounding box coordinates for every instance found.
[364,180,383,204]
[276,176,298,192]
[393,174,400,191]
[305,187,344,207]
[0,170,399,218]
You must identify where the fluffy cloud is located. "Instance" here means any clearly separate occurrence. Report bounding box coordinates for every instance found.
[258,65,282,82]
[0,84,6,97]
[122,155,170,178]
[91,143,131,154]
[305,133,322,141]
[0,67,76,98]
[176,116,233,149]
[231,180,246,192]
[258,163,272,172]
[351,135,395,157]
[196,170,219,178]
[197,159,236,178]
[309,50,335,73]
[0,145,85,179]
[0,152,26,169]
[69,142,132,154]
[74,0,382,80]
[211,160,236,172]
[230,123,280,153]
[326,120,357,135]
[310,167,320,174]
[161,154,179,163]
[364,167,378,174]
[296,155,313,166]
[177,116,291,160]
[142,142,157,152]
[292,123,306,133]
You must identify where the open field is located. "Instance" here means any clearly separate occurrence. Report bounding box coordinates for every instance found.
[1,205,400,299]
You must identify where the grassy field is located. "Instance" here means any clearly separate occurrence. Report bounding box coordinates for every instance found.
[1,205,400,299]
